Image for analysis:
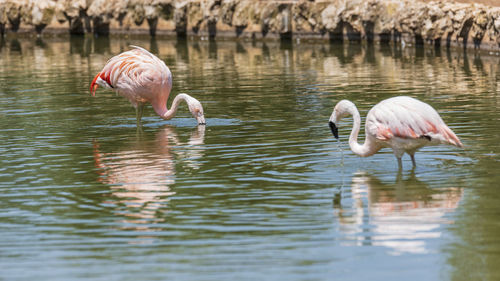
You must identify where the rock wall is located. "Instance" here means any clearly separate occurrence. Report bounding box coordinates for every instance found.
[0,0,499,52]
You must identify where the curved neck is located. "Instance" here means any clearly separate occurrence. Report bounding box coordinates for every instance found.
[347,107,378,157]
[156,94,189,120]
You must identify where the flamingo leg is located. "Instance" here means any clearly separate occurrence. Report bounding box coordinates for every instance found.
[397,157,403,170]
[410,153,416,167]
[136,102,145,126]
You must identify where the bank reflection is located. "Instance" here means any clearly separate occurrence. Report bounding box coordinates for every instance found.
[334,171,463,255]
[93,126,205,229]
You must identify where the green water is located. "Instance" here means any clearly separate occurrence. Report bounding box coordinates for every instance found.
[0,36,499,280]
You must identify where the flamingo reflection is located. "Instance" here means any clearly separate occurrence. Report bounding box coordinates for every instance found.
[93,126,205,228]
[333,171,463,254]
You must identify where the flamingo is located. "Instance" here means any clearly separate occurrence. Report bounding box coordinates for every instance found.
[90,46,205,126]
[328,96,463,168]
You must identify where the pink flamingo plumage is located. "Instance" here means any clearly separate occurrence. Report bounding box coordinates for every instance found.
[90,46,205,126]
[328,96,463,168]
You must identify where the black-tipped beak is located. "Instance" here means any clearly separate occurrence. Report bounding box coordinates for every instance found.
[329,121,339,139]
[196,115,206,126]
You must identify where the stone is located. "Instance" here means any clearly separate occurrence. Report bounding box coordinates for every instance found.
[342,0,364,35]
[174,0,188,35]
[88,0,114,25]
[220,0,238,26]
[55,0,89,34]
[203,0,220,23]
[321,3,342,32]
[5,0,24,32]
[155,0,174,20]
[0,0,7,26]
[0,0,498,51]
[470,6,489,42]
[0,0,6,36]
[28,0,56,34]
[233,0,252,29]
[187,1,203,33]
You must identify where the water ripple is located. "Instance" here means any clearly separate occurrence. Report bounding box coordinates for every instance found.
[0,37,499,280]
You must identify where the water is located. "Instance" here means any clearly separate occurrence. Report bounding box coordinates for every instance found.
[0,36,499,280]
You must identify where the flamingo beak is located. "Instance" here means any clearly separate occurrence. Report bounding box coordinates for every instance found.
[91,83,99,96]
[90,72,100,96]
[329,121,339,139]
[197,114,206,126]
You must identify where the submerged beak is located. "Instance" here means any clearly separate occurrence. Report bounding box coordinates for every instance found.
[197,114,206,126]
[90,72,100,96]
[329,121,339,139]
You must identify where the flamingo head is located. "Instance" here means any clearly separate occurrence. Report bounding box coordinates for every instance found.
[329,100,356,139]
[187,97,206,126]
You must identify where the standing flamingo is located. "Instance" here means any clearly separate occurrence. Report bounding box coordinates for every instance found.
[328,96,463,168]
[90,46,205,126]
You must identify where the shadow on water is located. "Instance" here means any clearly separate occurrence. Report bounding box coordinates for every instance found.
[70,35,92,56]
[92,125,205,233]
[149,37,159,54]
[323,41,363,65]
[345,43,363,62]
[261,42,270,59]
[333,170,463,254]
[175,37,189,61]
[191,41,202,57]
[208,39,217,59]
[236,41,247,54]
[279,38,293,51]
[93,35,111,54]
[9,38,21,53]
[364,43,376,64]
[0,36,499,280]
[34,37,46,48]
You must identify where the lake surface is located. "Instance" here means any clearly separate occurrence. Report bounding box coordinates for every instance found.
[0,36,499,280]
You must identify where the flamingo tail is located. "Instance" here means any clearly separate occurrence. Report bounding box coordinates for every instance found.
[443,127,463,148]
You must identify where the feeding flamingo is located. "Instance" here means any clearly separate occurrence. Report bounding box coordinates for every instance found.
[90,46,205,126]
[328,96,463,168]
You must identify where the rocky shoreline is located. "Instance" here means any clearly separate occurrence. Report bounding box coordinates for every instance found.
[0,0,499,52]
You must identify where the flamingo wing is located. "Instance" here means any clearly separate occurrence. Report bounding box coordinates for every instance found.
[366,96,462,147]
[90,46,172,106]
